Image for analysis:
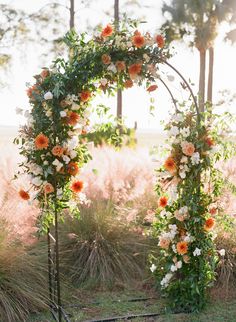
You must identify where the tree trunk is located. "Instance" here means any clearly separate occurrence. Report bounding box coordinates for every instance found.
[207,46,214,104]
[114,0,122,120]
[70,0,75,30]
[198,49,206,112]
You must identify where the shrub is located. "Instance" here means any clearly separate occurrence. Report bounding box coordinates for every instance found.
[0,218,48,322]
[59,200,152,289]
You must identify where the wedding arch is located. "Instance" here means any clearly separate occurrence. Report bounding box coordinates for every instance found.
[16,20,228,321]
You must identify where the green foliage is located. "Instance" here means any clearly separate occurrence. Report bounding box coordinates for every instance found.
[150,103,235,312]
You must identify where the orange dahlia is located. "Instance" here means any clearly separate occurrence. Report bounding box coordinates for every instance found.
[124,79,133,89]
[52,145,64,157]
[177,241,188,255]
[41,69,49,79]
[44,183,54,194]
[128,63,142,76]
[132,34,145,48]
[35,133,49,150]
[67,162,79,176]
[164,156,176,174]
[71,180,84,193]
[158,196,168,208]
[67,111,80,126]
[19,189,30,200]
[155,34,165,48]
[204,218,215,231]
[101,24,113,37]
[147,84,158,92]
[101,54,111,65]
[80,90,91,102]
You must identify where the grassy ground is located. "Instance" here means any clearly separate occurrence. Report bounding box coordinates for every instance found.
[28,288,236,322]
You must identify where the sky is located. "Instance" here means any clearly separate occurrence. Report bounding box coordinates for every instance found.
[0,0,236,131]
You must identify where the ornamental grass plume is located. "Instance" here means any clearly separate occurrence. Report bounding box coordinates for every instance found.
[59,200,152,289]
[80,146,156,206]
[0,216,48,321]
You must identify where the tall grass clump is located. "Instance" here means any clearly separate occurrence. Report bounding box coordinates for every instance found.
[60,200,153,289]
[0,217,48,322]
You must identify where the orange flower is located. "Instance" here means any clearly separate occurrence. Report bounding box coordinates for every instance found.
[71,180,84,193]
[177,241,188,255]
[115,61,126,72]
[44,183,54,194]
[128,63,142,76]
[101,54,111,65]
[155,34,165,48]
[124,79,133,89]
[205,137,215,147]
[52,145,64,157]
[26,85,39,98]
[158,196,168,208]
[19,189,30,200]
[67,111,80,126]
[164,156,176,174]
[132,34,145,48]
[35,133,49,150]
[159,237,170,249]
[41,69,49,79]
[101,24,113,37]
[209,207,217,216]
[67,162,79,176]
[204,218,215,231]
[80,90,91,102]
[147,84,158,92]
[182,142,195,156]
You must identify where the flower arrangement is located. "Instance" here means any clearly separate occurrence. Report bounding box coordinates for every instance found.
[150,107,235,311]
[15,20,168,232]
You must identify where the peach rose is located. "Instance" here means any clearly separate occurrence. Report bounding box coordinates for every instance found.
[182,142,195,156]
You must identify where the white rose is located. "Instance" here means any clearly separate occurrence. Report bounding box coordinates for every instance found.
[219,249,225,256]
[31,176,43,186]
[60,111,67,117]
[62,155,70,164]
[193,248,201,256]
[44,91,53,100]
[150,264,157,273]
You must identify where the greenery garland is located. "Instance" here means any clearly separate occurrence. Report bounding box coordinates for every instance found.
[15,19,169,233]
[150,106,235,311]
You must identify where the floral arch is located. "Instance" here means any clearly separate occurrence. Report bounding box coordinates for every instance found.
[16,20,232,320]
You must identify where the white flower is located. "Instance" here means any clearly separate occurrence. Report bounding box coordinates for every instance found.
[71,102,80,110]
[160,272,173,288]
[172,244,177,253]
[31,176,43,186]
[176,261,182,269]
[43,161,49,165]
[180,127,190,138]
[62,155,70,164]
[170,264,177,272]
[179,171,186,179]
[180,156,188,163]
[219,249,225,257]
[172,113,184,123]
[169,224,177,231]
[100,78,108,86]
[191,152,200,165]
[107,63,117,73]
[127,41,133,48]
[69,150,77,159]
[44,91,53,100]
[52,159,63,172]
[168,126,179,137]
[60,111,67,117]
[193,247,201,256]
[150,264,157,273]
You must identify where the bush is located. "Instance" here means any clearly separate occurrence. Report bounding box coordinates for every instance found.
[0,218,48,322]
[59,200,152,289]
